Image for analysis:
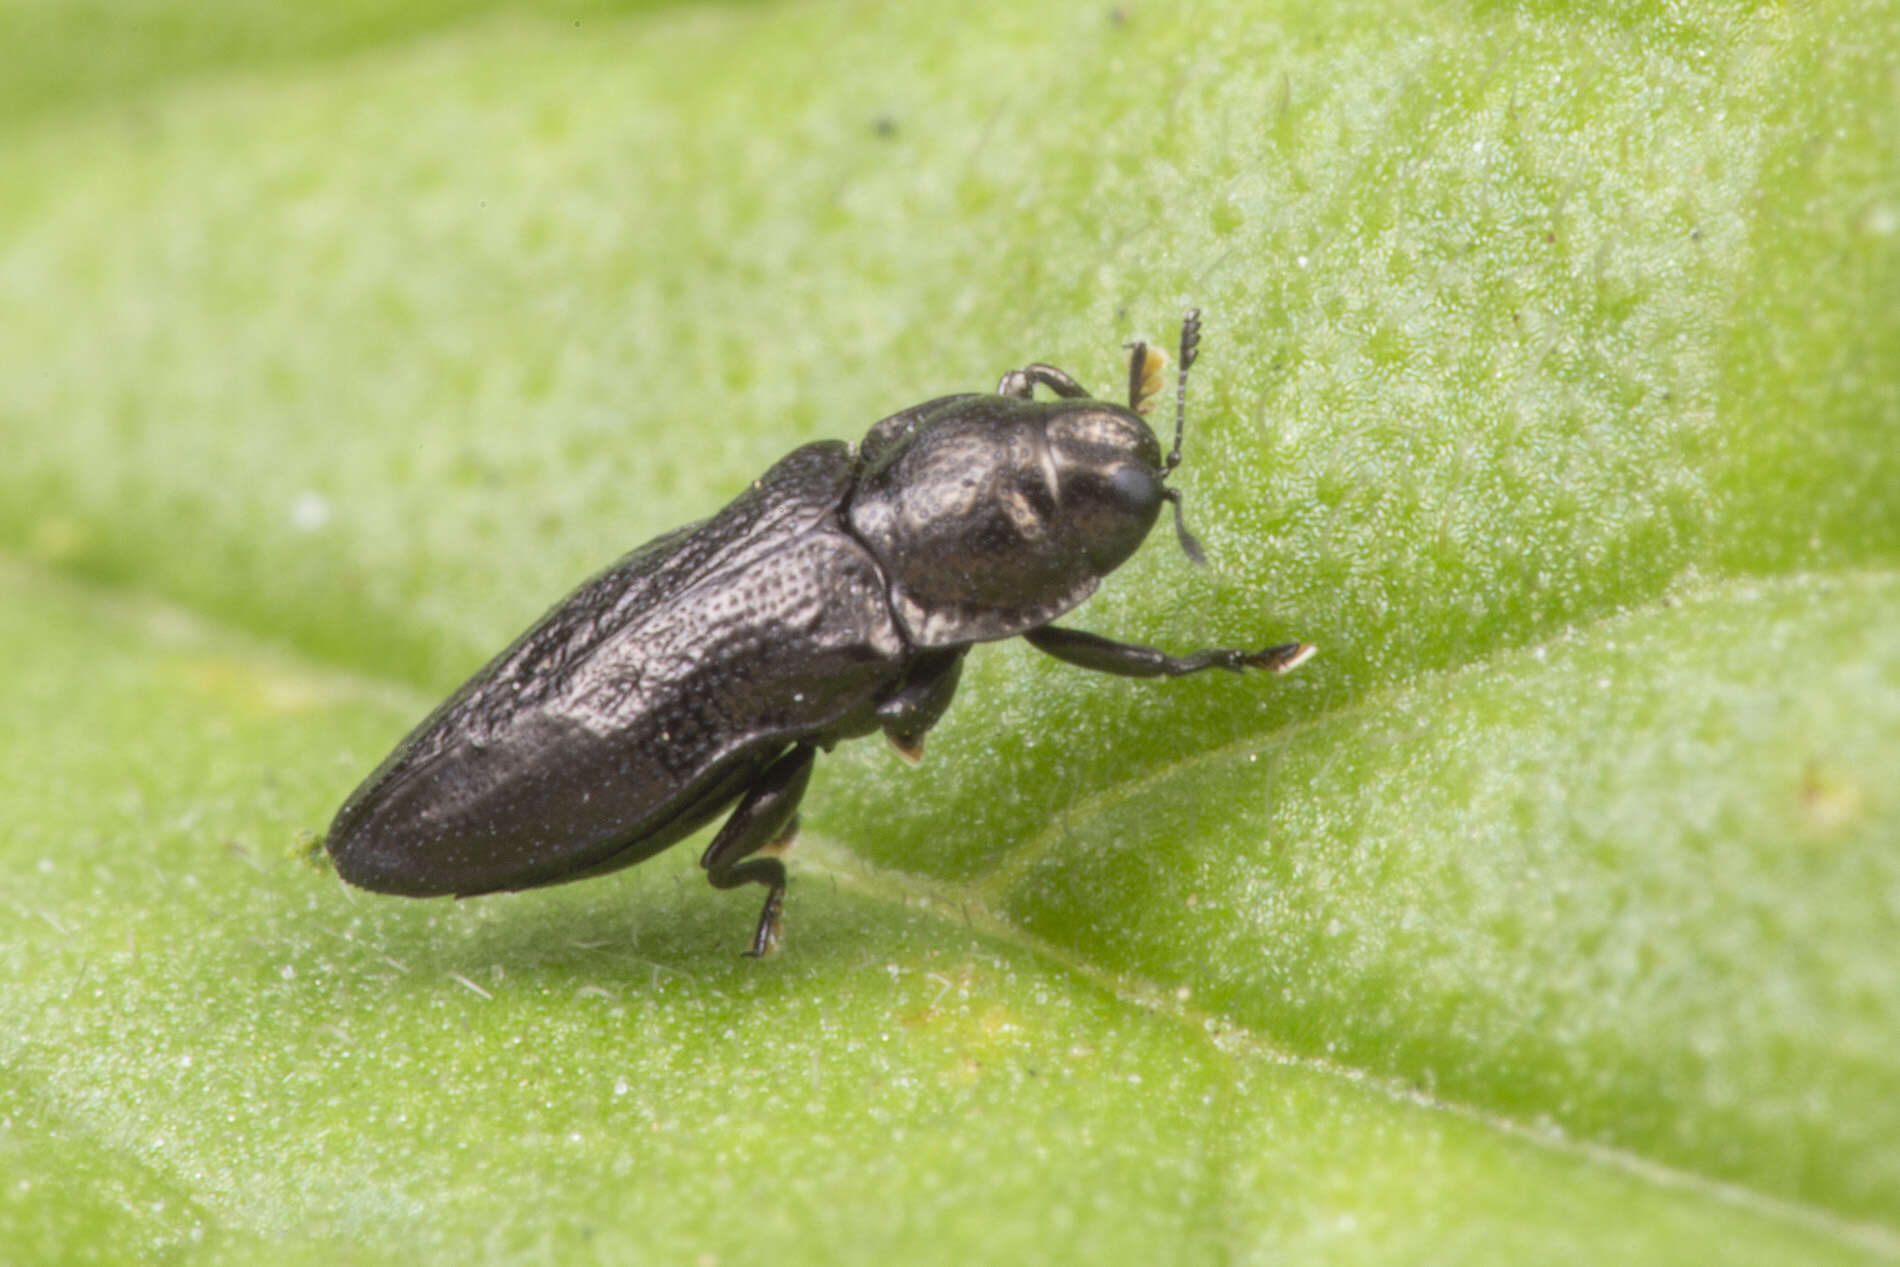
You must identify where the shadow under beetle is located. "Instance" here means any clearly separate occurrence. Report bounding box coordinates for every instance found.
[326,310,1314,956]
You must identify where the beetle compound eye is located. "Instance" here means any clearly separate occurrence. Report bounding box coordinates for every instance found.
[1108,462,1162,516]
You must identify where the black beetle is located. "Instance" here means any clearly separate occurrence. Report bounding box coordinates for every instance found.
[327,310,1313,955]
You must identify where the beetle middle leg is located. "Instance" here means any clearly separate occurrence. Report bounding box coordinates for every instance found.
[701,744,815,957]
[996,364,1091,400]
[876,649,966,764]
[1024,625,1316,677]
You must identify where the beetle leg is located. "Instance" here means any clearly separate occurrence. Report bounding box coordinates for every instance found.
[996,364,1091,400]
[1024,625,1316,678]
[876,649,967,764]
[700,744,815,957]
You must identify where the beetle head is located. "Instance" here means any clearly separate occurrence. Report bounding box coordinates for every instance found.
[846,396,1163,646]
[847,309,1205,648]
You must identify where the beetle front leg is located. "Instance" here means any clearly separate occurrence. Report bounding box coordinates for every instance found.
[1024,625,1316,677]
[996,364,1091,400]
[700,744,815,957]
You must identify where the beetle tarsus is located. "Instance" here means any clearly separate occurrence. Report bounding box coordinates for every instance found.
[745,884,786,959]
[745,812,799,956]
[1250,642,1317,674]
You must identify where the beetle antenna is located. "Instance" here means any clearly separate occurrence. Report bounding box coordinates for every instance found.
[1161,309,1205,563]
[1164,308,1200,475]
[1164,488,1205,566]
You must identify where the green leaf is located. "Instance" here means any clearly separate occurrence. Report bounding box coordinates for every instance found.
[2,0,1896,1261]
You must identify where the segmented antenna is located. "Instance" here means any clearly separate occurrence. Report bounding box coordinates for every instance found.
[1163,308,1205,564]
[1164,307,1200,475]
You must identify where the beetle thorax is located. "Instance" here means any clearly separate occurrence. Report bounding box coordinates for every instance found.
[846,398,1167,647]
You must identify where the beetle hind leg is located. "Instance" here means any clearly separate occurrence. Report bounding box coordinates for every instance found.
[701,745,816,957]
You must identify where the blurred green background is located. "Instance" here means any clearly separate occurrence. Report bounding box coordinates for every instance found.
[2,0,1897,1262]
